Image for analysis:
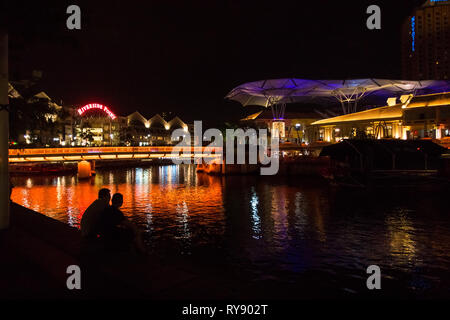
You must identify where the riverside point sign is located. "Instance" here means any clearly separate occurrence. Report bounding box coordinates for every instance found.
[77,103,117,120]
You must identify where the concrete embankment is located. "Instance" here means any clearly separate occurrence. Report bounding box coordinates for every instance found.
[0,203,240,299]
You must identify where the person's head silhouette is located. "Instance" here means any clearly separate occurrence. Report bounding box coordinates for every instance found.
[98,188,111,202]
[111,193,123,208]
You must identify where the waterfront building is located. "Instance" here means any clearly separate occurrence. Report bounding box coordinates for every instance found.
[8,84,192,147]
[310,91,450,147]
[240,108,325,144]
[11,90,63,146]
[402,0,450,80]
[67,106,191,147]
[227,78,450,151]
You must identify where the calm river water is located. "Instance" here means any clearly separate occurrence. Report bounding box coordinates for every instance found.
[10,164,450,298]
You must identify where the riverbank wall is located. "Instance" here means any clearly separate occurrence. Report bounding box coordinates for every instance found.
[0,203,233,299]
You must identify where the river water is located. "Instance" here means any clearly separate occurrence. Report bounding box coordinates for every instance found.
[10,164,450,298]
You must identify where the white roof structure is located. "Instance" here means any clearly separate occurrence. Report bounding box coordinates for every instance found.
[33,91,52,101]
[126,111,188,131]
[8,83,21,99]
[225,78,450,115]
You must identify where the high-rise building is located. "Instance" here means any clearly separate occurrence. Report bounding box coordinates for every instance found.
[402,0,450,80]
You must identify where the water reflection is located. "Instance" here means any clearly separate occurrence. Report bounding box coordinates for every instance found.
[250,187,261,240]
[294,192,307,236]
[386,210,417,264]
[271,186,289,249]
[10,165,450,295]
[11,165,225,235]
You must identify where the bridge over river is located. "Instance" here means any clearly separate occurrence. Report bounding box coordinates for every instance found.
[8,146,221,163]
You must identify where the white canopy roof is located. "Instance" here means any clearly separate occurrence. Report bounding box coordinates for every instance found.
[225,78,450,107]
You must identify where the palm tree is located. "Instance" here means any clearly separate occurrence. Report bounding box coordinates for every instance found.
[9,96,57,147]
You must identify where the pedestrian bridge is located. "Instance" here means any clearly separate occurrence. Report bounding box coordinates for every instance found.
[8,146,222,163]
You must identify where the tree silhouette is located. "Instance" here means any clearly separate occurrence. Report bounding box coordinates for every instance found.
[9,96,58,147]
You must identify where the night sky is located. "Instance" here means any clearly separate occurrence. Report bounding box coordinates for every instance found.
[4,0,425,124]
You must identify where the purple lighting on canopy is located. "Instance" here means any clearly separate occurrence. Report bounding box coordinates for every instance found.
[225,78,450,107]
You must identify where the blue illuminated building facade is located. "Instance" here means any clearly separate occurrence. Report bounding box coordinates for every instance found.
[402,0,450,80]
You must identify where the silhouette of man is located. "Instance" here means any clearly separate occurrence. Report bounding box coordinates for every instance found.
[80,188,111,238]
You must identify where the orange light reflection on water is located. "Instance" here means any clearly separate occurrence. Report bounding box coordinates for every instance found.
[11,166,225,236]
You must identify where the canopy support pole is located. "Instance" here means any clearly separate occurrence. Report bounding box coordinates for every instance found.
[332,87,367,114]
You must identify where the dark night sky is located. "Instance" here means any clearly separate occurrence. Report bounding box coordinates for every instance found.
[4,0,425,124]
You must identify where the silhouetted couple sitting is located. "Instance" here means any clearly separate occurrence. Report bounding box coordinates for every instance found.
[80,188,145,254]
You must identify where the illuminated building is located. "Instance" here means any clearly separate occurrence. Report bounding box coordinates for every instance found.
[402,0,450,80]
[10,90,64,146]
[240,109,324,144]
[310,92,450,145]
[67,105,191,147]
[7,83,192,147]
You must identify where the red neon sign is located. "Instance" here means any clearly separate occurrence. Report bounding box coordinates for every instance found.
[77,103,117,120]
